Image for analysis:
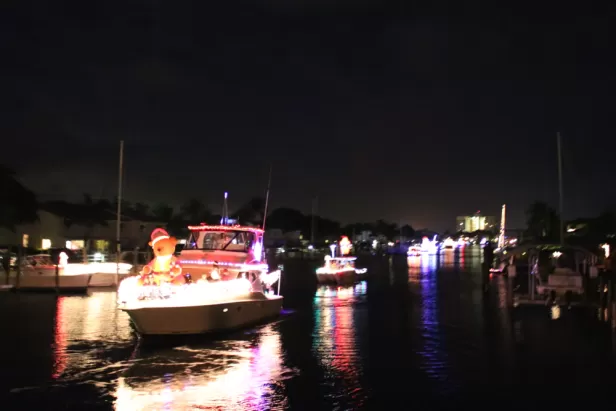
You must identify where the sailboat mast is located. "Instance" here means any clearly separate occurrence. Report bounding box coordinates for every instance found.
[115,140,124,286]
[499,204,506,248]
[557,132,564,245]
[262,165,272,229]
[311,196,317,245]
[222,192,229,225]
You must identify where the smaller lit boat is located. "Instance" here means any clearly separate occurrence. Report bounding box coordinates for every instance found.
[316,256,367,285]
[442,238,455,249]
[407,244,422,256]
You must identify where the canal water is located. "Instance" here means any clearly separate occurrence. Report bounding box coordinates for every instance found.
[1,247,615,410]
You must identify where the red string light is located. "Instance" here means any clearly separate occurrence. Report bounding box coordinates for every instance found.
[187,224,264,234]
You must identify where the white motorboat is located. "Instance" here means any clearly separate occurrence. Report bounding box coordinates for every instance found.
[15,254,134,290]
[16,254,92,292]
[117,224,283,336]
[119,278,282,335]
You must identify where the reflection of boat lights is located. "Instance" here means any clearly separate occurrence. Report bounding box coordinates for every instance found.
[480,238,487,246]
[114,327,288,410]
[52,292,133,380]
[551,305,561,319]
[52,297,67,379]
[418,261,446,382]
[420,254,437,275]
[313,288,360,394]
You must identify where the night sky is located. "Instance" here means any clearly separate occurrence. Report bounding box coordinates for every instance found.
[3,2,614,231]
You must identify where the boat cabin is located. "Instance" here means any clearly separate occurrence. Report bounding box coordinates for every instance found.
[179,224,266,280]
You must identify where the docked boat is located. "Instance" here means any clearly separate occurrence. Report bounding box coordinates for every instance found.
[505,244,599,307]
[118,224,283,336]
[15,254,92,292]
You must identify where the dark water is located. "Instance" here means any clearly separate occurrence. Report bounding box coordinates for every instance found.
[2,247,616,410]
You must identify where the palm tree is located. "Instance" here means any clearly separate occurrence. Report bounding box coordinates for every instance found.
[151,203,174,222]
[0,165,38,231]
[233,196,265,226]
[180,198,211,223]
[526,201,560,242]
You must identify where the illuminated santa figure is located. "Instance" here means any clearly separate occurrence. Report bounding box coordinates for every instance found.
[58,251,69,267]
[339,236,351,256]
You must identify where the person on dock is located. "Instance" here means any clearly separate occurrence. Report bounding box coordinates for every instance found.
[1,250,9,276]
[482,241,494,293]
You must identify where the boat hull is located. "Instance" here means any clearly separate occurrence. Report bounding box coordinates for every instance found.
[16,274,92,292]
[121,293,283,335]
[89,273,132,287]
[316,270,357,285]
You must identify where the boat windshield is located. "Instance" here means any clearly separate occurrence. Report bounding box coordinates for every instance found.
[185,230,255,252]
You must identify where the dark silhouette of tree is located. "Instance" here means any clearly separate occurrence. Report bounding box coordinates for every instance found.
[313,216,341,239]
[375,219,398,238]
[180,198,211,224]
[267,208,306,232]
[526,201,560,242]
[132,202,150,218]
[400,224,415,238]
[0,165,38,231]
[151,203,174,222]
[233,197,265,226]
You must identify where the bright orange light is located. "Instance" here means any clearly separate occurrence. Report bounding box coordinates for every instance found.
[339,236,351,256]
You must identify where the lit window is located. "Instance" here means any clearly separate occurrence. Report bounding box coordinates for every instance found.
[41,239,51,249]
[22,234,29,247]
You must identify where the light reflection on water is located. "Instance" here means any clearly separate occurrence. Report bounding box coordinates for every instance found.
[313,282,367,408]
[114,325,293,410]
[2,255,616,409]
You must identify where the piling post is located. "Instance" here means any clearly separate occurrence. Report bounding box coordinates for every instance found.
[15,245,22,290]
[55,262,59,293]
[607,280,613,323]
[3,250,9,285]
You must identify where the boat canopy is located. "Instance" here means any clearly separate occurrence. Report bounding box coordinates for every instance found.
[185,225,262,252]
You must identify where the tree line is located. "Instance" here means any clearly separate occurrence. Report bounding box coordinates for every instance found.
[3,165,615,245]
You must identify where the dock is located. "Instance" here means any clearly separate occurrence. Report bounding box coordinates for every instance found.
[0,285,14,292]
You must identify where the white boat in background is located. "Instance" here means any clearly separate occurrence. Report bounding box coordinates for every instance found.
[407,244,422,256]
[316,256,367,285]
[316,236,367,285]
[118,224,283,336]
[17,255,92,292]
[15,254,134,290]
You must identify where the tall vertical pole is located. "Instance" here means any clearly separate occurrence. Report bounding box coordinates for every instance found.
[499,204,506,248]
[115,140,124,286]
[311,196,317,245]
[222,191,228,225]
[557,132,564,245]
[262,165,272,229]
